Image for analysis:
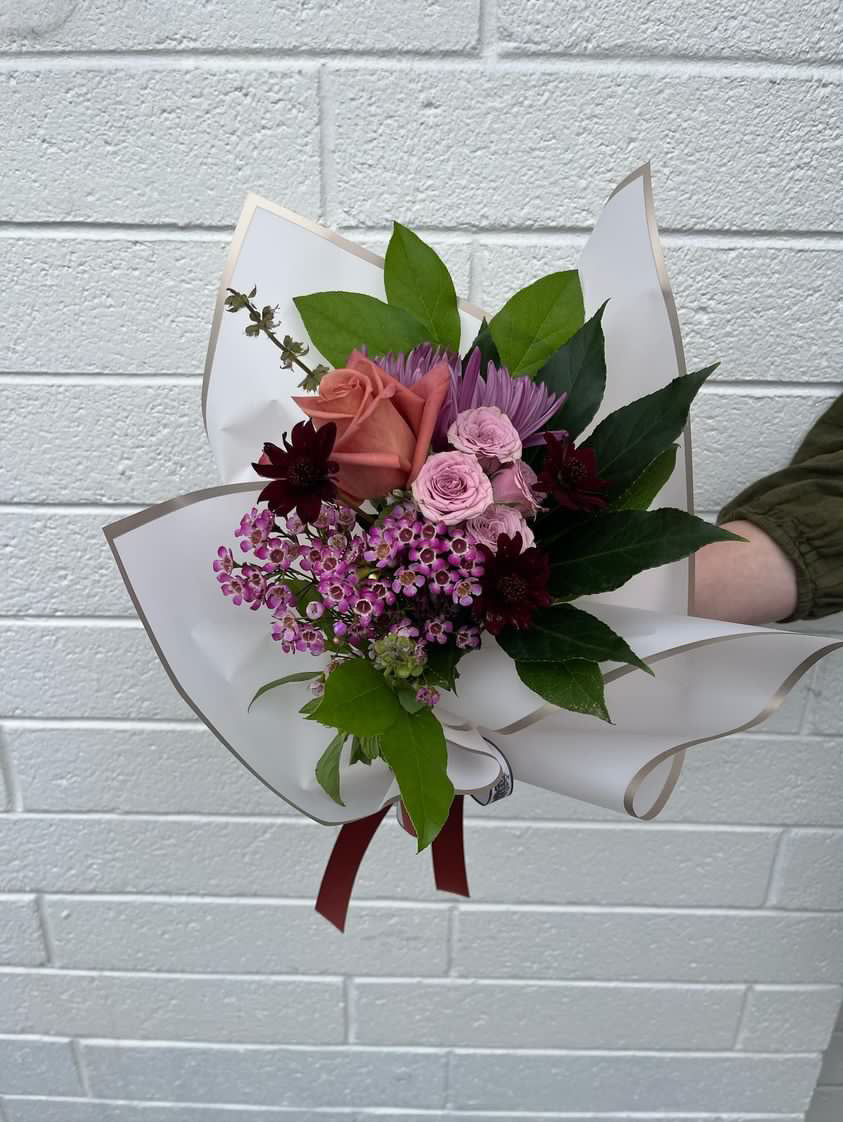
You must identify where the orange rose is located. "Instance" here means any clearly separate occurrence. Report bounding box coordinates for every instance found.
[292,351,451,503]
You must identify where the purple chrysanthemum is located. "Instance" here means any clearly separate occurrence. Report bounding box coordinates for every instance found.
[377,344,565,450]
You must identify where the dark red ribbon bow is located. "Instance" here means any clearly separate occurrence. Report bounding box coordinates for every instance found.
[315,796,469,931]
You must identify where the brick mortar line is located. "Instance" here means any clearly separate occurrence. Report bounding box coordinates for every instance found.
[3,375,841,391]
[34,894,56,965]
[0,1034,824,1057]
[0,808,821,832]
[69,1037,92,1097]
[7,807,839,830]
[0,1105,813,1119]
[25,893,843,915]
[0,51,841,80]
[0,738,21,813]
[0,716,829,742]
[763,829,790,907]
[0,967,760,988]
[2,222,843,246]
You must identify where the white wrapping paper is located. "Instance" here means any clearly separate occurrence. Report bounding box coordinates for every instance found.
[106,166,841,824]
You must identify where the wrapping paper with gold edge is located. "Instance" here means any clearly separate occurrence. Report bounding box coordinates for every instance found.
[105,165,841,824]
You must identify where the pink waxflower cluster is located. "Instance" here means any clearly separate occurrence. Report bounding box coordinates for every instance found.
[214,499,486,690]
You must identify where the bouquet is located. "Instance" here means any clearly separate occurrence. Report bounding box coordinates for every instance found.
[106,167,839,929]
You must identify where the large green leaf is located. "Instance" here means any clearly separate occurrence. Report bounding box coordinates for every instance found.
[293,291,429,368]
[498,603,651,675]
[315,731,348,805]
[581,365,717,496]
[248,671,321,711]
[516,659,610,722]
[311,659,403,737]
[379,707,454,851]
[610,445,678,511]
[488,271,584,377]
[384,222,461,351]
[546,508,743,599]
[535,303,607,439]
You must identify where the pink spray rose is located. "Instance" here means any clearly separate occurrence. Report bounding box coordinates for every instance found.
[292,351,450,503]
[411,451,494,526]
[491,460,541,514]
[447,406,522,466]
[467,504,534,552]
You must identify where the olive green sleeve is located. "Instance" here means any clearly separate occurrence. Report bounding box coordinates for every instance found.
[718,395,843,622]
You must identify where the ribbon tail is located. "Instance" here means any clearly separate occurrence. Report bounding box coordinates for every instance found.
[315,805,390,932]
[432,795,470,898]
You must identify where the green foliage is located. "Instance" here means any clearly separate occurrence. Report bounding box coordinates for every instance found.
[315,731,348,805]
[350,736,380,766]
[384,222,461,351]
[498,603,651,675]
[488,271,584,377]
[248,671,321,711]
[463,317,500,372]
[545,508,743,599]
[423,645,462,692]
[535,303,607,439]
[312,658,403,736]
[581,365,717,496]
[516,659,610,722]
[293,291,429,368]
[611,445,679,511]
[379,707,454,851]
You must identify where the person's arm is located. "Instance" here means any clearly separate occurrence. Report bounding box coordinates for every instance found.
[691,395,843,626]
[693,520,798,625]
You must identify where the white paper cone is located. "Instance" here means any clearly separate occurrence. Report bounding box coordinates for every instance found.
[106,165,840,824]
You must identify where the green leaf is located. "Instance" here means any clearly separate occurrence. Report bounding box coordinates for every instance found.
[384,222,461,351]
[293,291,429,368]
[398,688,427,714]
[498,603,652,675]
[315,731,348,805]
[350,735,380,766]
[581,365,717,496]
[611,445,678,511]
[463,317,500,372]
[248,672,321,711]
[312,658,403,737]
[488,271,584,377]
[423,645,463,692]
[299,697,323,717]
[516,659,610,722]
[535,303,607,439]
[379,708,454,851]
[546,508,743,599]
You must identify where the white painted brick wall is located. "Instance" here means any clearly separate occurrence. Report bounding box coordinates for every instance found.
[0,1,841,1119]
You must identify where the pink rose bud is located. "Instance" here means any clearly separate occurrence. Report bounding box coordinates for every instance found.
[491,460,541,514]
[411,451,494,526]
[466,504,534,553]
[447,406,522,467]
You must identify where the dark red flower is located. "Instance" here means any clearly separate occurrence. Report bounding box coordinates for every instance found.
[252,420,339,524]
[537,432,609,511]
[476,533,552,634]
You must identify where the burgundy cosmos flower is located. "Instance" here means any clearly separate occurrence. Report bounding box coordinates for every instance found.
[537,433,609,512]
[476,533,552,634]
[252,420,339,523]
